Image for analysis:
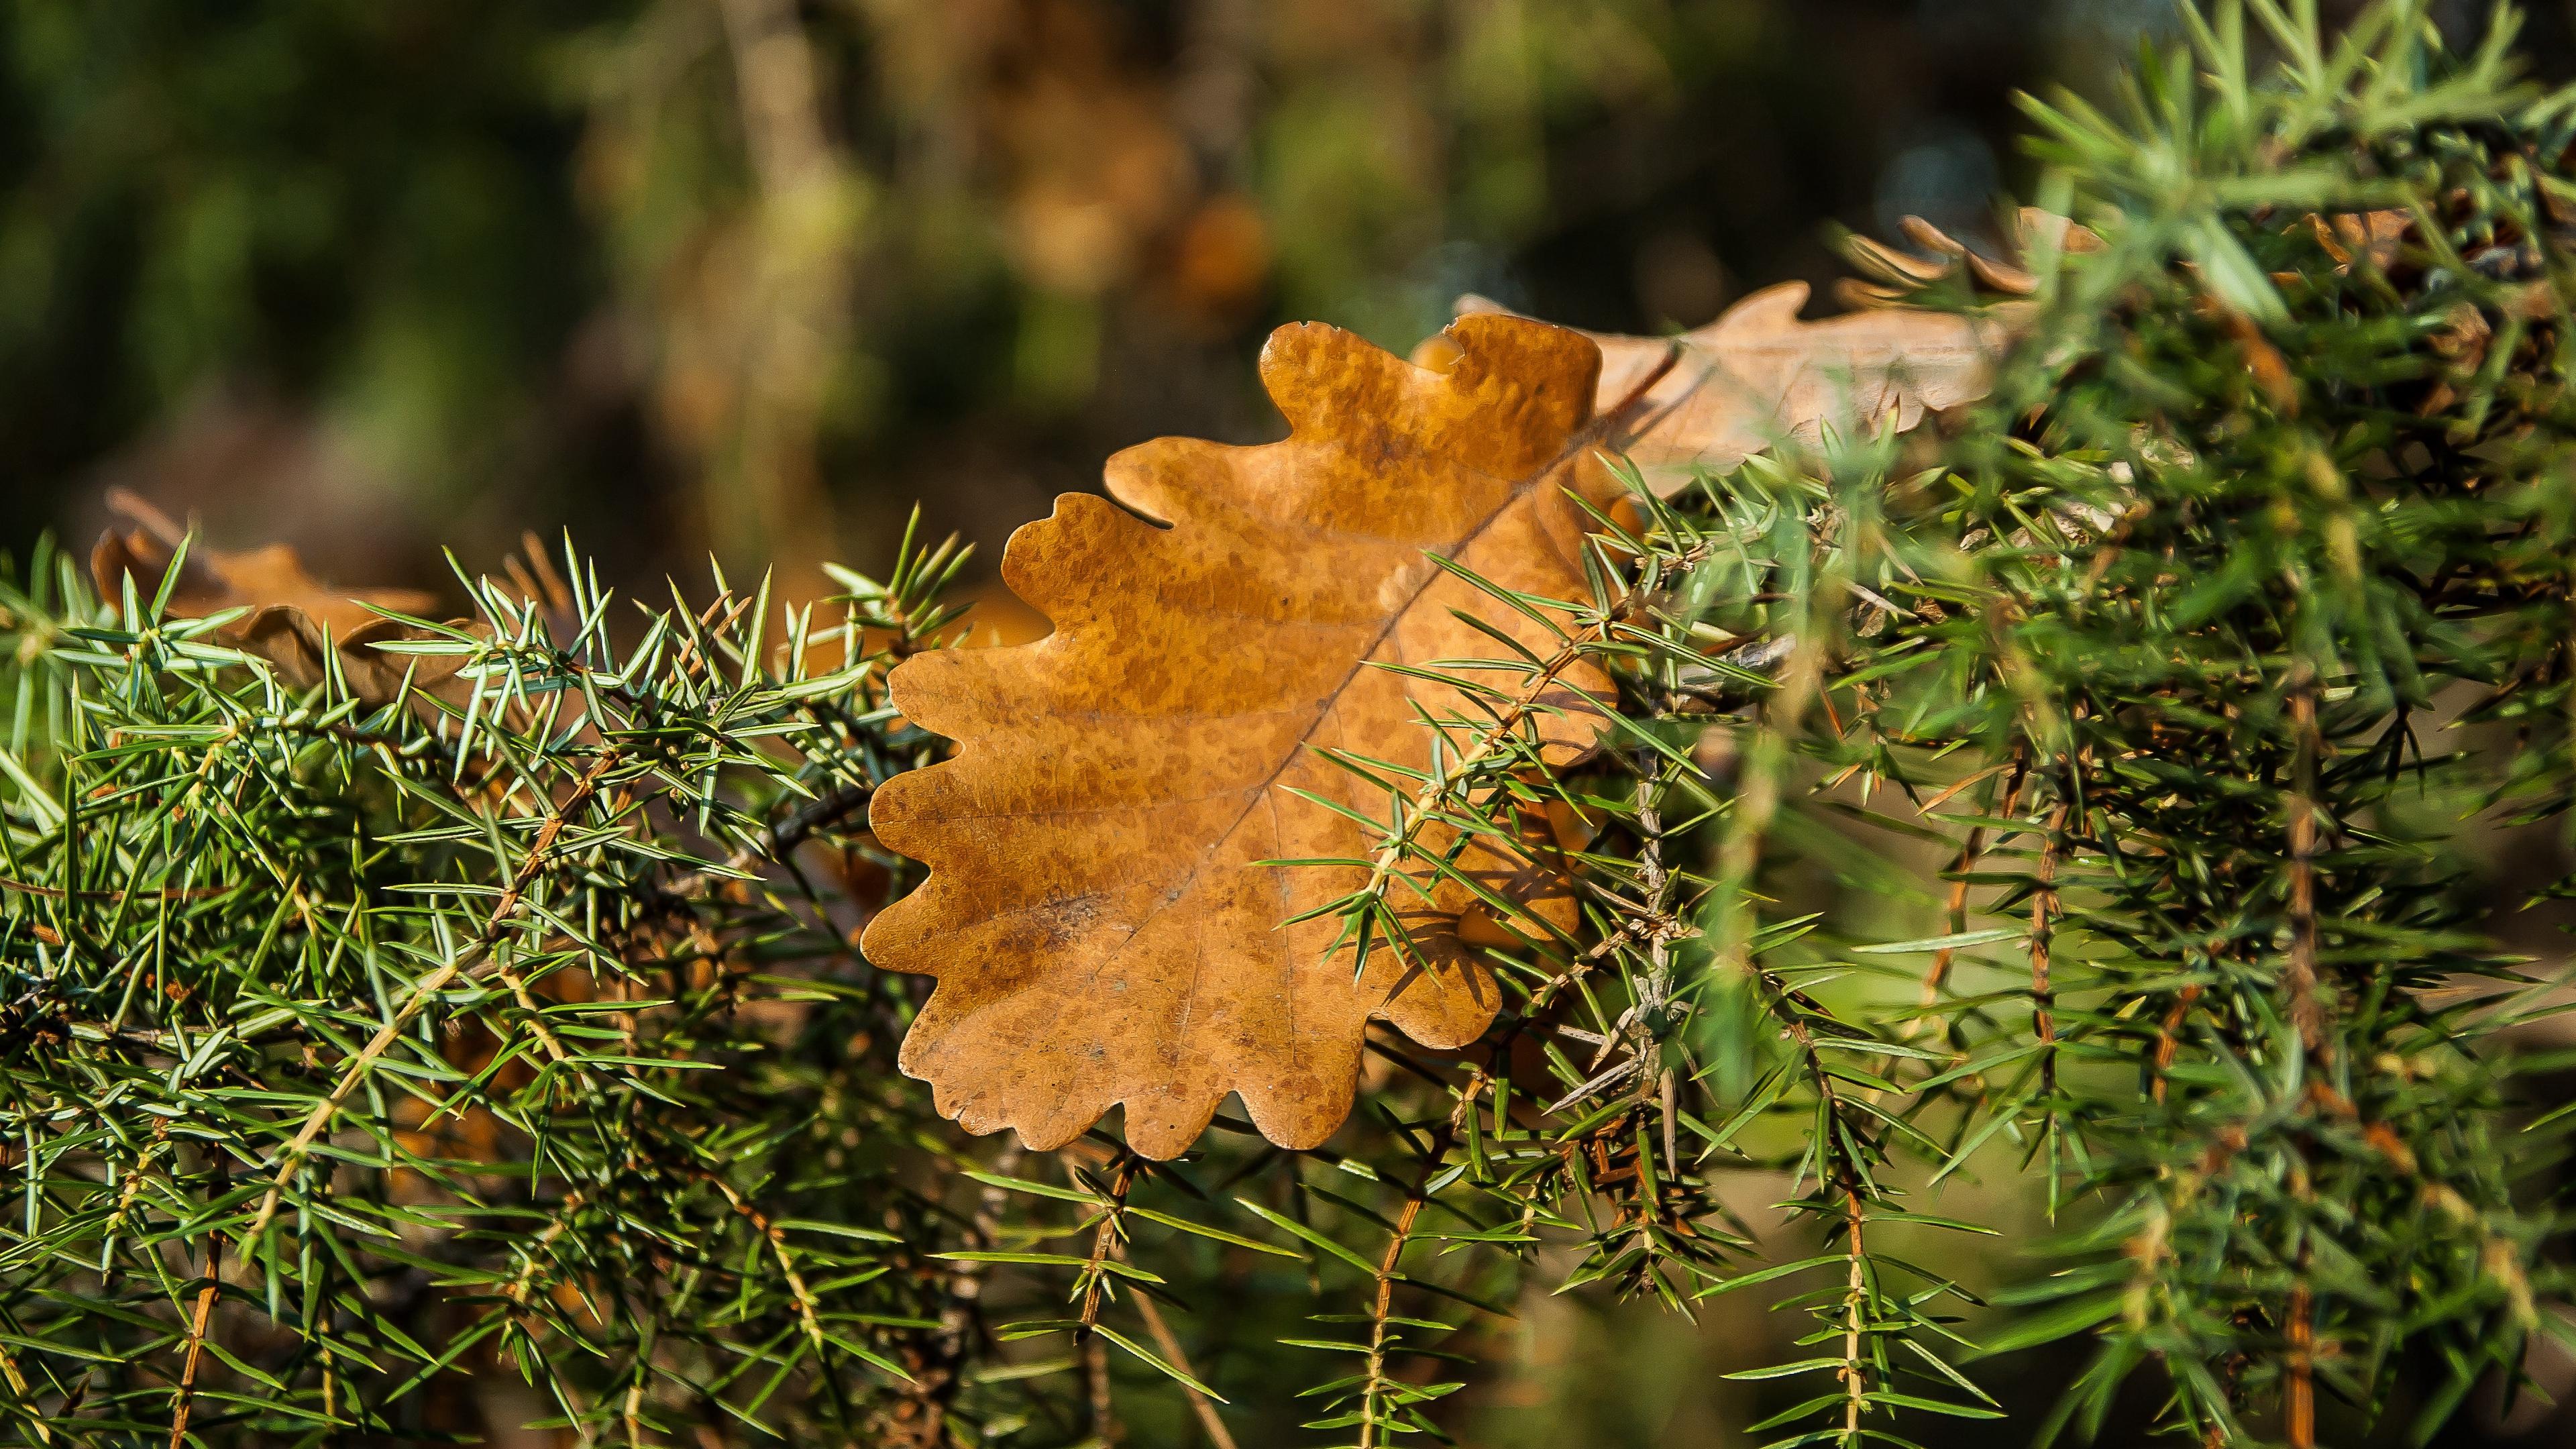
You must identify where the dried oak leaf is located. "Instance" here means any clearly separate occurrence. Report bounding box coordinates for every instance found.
[1452,282,2013,497]
[91,490,449,703]
[863,314,1620,1158]
[1836,208,2104,307]
[1438,209,2092,499]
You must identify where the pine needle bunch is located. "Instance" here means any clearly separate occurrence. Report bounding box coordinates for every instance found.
[1665,1,2576,1440]
[1314,1,2576,1442]
[7,3,2576,1448]
[1905,4,2576,1439]
[0,530,977,1444]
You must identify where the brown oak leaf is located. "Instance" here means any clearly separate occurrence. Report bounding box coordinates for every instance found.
[862,314,1624,1158]
[91,489,449,702]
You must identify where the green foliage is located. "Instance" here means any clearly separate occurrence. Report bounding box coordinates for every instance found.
[0,527,965,1443]
[7,3,2576,1446]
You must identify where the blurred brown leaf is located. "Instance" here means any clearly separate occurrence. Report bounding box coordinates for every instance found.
[1442,213,2082,496]
[91,489,451,703]
[2310,209,2412,274]
[863,313,1617,1158]
[1837,208,2104,307]
[1456,283,2013,495]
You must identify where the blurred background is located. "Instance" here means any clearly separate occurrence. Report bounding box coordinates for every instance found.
[21,0,2521,598]
[9,1,2576,1444]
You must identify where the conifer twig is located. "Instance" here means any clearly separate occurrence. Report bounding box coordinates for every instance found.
[2286,684,2327,1055]
[1839,1187,1869,1442]
[2030,800,2069,1101]
[241,747,624,1244]
[1913,749,2030,1020]
[1357,1116,1456,1449]
[165,1230,221,1449]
